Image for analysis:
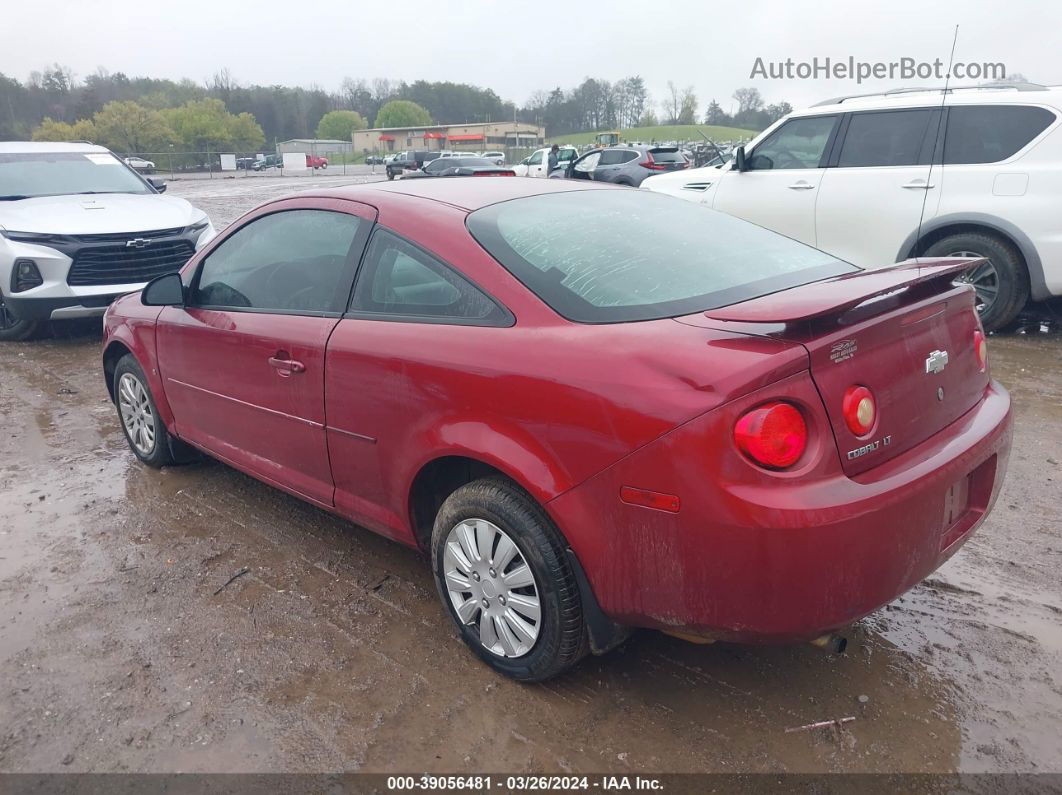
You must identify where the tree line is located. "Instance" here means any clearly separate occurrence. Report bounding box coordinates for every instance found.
[0,64,793,152]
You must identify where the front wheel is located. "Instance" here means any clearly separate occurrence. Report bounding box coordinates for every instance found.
[113,354,176,468]
[923,232,1029,331]
[0,293,42,341]
[431,478,586,681]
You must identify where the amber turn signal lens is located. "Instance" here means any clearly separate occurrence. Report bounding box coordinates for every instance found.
[842,385,876,437]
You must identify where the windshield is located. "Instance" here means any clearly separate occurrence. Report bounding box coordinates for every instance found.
[467,189,855,323]
[0,151,151,199]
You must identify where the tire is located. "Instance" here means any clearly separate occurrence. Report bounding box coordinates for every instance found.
[113,354,176,468]
[386,168,395,181]
[923,232,1029,332]
[0,293,43,341]
[431,477,586,681]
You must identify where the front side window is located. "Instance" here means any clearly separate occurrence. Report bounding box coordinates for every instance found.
[944,105,1056,164]
[527,151,543,165]
[194,209,362,313]
[468,189,852,323]
[349,230,510,325]
[837,109,934,167]
[748,115,837,170]
[573,152,601,172]
[0,151,151,199]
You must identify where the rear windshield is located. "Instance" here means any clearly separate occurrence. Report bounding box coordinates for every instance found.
[467,189,854,323]
[648,148,685,162]
[0,151,150,199]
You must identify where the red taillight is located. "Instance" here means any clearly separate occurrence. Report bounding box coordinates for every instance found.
[473,170,515,176]
[638,152,669,171]
[733,402,808,469]
[974,329,988,372]
[842,385,877,437]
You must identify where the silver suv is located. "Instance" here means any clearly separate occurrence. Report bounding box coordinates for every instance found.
[0,142,215,340]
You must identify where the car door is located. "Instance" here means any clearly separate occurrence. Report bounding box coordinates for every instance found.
[525,149,546,178]
[712,114,839,246]
[814,107,942,267]
[324,228,513,541]
[592,148,634,183]
[568,150,601,181]
[155,198,375,507]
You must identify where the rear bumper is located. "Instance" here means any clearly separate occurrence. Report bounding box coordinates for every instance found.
[547,379,1012,643]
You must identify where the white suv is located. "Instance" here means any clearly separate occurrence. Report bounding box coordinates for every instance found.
[1,142,216,340]
[643,83,1062,330]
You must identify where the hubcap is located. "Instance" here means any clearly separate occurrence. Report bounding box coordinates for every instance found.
[118,373,157,456]
[443,518,541,658]
[951,251,999,314]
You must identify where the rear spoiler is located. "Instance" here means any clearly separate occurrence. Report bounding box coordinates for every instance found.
[704,258,979,323]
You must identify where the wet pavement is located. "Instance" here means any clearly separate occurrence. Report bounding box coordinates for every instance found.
[0,177,1060,776]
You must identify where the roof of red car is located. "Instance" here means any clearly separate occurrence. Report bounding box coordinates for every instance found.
[304,176,617,212]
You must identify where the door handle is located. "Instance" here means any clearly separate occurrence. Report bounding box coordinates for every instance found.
[902,181,936,189]
[268,354,305,375]
[787,181,815,190]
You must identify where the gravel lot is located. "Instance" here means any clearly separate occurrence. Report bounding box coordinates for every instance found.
[1,175,1060,778]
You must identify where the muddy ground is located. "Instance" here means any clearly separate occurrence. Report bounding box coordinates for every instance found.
[1,176,1060,776]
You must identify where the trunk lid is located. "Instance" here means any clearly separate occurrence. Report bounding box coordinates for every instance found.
[682,258,989,476]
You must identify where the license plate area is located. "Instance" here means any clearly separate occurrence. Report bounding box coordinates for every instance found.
[939,455,997,551]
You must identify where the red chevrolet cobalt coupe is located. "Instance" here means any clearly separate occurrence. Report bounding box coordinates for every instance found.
[102,179,1012,680]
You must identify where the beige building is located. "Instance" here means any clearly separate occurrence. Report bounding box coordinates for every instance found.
[352,121,545,153]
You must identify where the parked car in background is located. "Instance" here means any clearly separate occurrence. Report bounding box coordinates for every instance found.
[124,156,155,173]
[386,150,442,180]
[0,142,215,340]
[512,146,578,177]
[560,145,689,186]
[306,154,329,170]
[365,155,385,165]
[235,157,258,170]
[252,154,283,170]
[399,156,515,179]
[481,151,505,165]
[643,83,1062,330]
[103,179,1010,680]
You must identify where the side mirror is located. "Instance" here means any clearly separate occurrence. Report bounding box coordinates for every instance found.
[521,158,529,165]
[141,272,185,307]
[734,146,748,172]
[147,177,167,192]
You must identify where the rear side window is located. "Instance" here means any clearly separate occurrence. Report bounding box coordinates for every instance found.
[598,149,635,165]
[749,115,837,170]
[468,189,852,323]
[648,148,685,163]
[349,230,511,325]
[944,105,1056,164]
[837,109,935,167]
[194,209,362,314]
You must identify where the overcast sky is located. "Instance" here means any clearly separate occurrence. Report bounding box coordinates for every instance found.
[4,0,1060,113]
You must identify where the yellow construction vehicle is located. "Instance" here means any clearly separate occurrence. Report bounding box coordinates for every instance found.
[594,131,621,147]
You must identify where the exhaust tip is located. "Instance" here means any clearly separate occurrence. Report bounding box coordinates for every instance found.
[810,633,848,654]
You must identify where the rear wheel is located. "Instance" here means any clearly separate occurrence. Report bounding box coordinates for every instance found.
[386,168,395,181]
[0,293,42,341]
[923,232,1029,332]
[431,477,586,681]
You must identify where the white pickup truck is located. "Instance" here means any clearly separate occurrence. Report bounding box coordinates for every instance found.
[511,146,579,177]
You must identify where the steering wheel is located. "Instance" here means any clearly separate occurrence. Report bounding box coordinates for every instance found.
[769,148,805,169]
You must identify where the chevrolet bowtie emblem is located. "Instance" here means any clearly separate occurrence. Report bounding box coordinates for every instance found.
[925,349,949,374]
[126,238,150,249]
